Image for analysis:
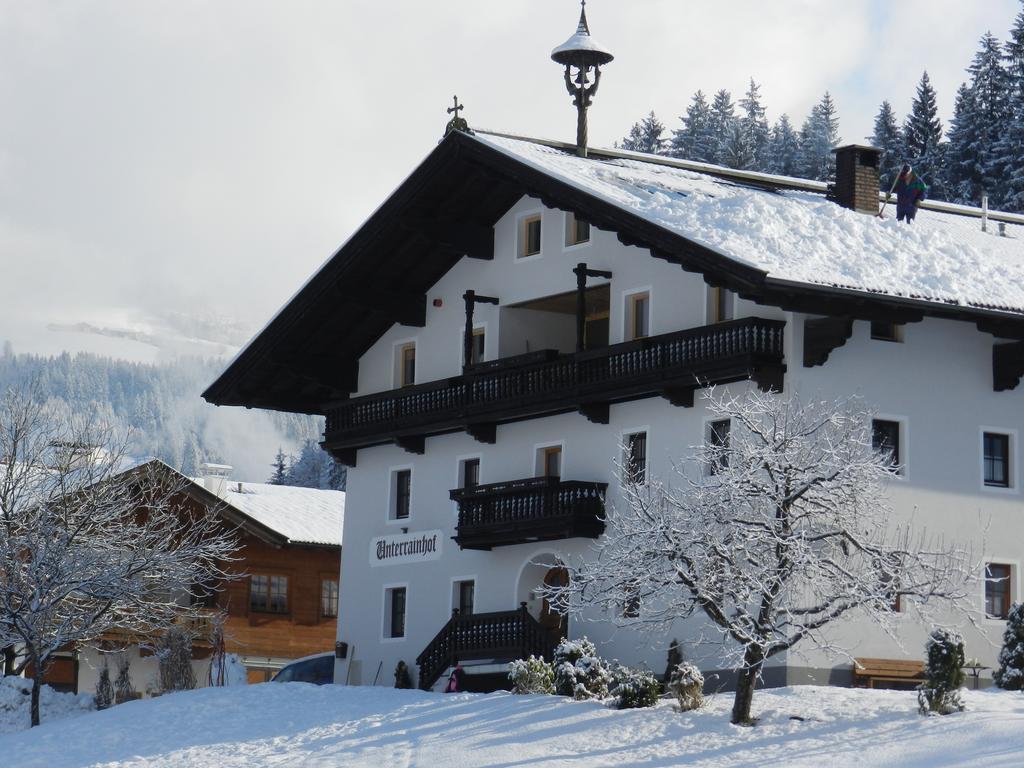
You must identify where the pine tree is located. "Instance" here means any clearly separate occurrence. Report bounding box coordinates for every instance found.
[268,448,288,485]
[917,628,965,715]
[996,5,1024,211]
[902,72,946,199]
[766,115,800,176]
[946,83,982,204]
[707,89,738,166]
[797,92,841,181]
[619,112,667,154]
[994,602,1024,690]
[738,79,770,171]
[670,90,715,162]
[871,101,904,190]
[721,122,755,170]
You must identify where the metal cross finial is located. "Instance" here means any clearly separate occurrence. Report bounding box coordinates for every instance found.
[444,95,471,137]
[447,95,464,120]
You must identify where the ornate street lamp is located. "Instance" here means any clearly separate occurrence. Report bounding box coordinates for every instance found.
[551,1,614,157]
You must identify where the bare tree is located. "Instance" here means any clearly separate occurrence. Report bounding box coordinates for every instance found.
[557,388,977,724]
[0,383,238,726]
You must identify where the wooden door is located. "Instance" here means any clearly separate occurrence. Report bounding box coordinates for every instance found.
[540,566,569,638]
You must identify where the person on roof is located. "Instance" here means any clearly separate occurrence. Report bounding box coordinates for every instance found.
[895,164,927,223]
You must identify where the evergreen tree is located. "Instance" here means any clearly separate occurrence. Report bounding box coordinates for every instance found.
[994,602,1024,690]
[797,92,841,181]
[946,83,982,204]
[871,101,904,190]
[738,79,770,171]
[670,90,715,162]
[619,112,667,154]
[917,628,965,715]
[766,115,800,176]
[707,89,738,166]
[721,122,755,170]
[268,448,288,485]
[996,5,1024,211]
[902,72,946,199]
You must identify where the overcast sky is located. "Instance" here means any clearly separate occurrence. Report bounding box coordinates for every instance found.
[1,0,1019,361]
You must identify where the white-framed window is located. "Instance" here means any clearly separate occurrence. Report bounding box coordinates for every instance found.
[871,417,907,477]
[383,584,408,640]
[706,418,731,475]
[985,562,1015,621]
[393,340,417,388]
[981,429,1016,491]
[706,285,734,324]
[564,211,591,248]
[517,211,543,259]
[622,429,648,484]
[870,320,904,343]
[388,466,413,522]
[535,442,563,478]
[624,289,651,341]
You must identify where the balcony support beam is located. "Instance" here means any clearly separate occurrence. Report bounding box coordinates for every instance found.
[463,290,500,370]
[573,262,613,353]
[661,386,695,408]
[466,422,497,444]
[994,341,1024,392]
[396,435,426,455]
[578,401,610,424]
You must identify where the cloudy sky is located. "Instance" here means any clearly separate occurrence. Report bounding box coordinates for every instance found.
[1,0,1019,361]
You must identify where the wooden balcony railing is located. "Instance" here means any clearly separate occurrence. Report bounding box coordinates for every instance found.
[324,317,786,461]
[415,604,560,691]
[450,477,606,550]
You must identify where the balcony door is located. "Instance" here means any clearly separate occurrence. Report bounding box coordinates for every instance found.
[540,566,569,638]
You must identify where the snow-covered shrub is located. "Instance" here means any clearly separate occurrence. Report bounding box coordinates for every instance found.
[0,676,94,734]
[94,660,114,710]
[114,653,136,704]
[394,660,414,689]
[553,637,611,700]
[610,664,660,709]
[667,661,705,712]
[508,656,554,695]
[994,602,1024,690]
[917,628,965,715]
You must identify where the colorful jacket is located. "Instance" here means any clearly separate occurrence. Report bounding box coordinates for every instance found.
[895,174,928,208]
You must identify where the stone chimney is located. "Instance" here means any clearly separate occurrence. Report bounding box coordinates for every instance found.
[200,462,232,498]
[830,145,882,214]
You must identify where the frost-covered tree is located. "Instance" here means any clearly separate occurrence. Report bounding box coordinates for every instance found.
[994,602,1024,690]
[154,625,197,694]
[946,83,982,204]
[797,92,841,181]
[670,91,716,162]
[721,122,755,171]
[268,448,288,485]
[996,5,1024,211]
[94,659,114,710]
[556,388,975,724]
[902,72,946,199]
[619,112,667,155]
[0,383,238,725]
[871,101,904,190]
[114,652,135,704]
[738,79,770,171]
[917,628,965,715]
[766,115,800,177]
[708,90,738,165]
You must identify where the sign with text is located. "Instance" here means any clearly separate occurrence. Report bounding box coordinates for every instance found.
[370,530,443,567]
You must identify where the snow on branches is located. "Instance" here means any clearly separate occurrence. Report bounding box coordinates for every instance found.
[557,387,977,724]
[0,382,238,725]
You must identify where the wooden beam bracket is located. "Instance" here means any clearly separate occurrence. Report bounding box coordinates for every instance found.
[994,341,1024,392]
[396,435,426,455]
[578,402,610,424]
[466,422,497,444]
[803,316,854,367]
[660,386,695,408]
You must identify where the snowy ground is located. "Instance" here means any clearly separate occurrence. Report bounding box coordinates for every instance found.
[2,682,1023,767]
[0,677,94,735]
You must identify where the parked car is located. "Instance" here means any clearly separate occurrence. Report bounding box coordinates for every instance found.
[271,652,335,685]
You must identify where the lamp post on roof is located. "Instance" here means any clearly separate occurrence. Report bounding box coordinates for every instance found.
[551,0,614,158]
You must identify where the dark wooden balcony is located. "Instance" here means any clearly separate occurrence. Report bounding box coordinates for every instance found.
[324,317,786,464]
[450,477,606,550]
[416,604,559,691]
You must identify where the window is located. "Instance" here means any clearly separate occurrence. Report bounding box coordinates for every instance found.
[538,445,562,478]
[321,578,339,619]
[393,469,412,520]
[624,431,647,484]
[872,419,901,472]
[454,580,475,616]
[250,574,288,614]
[984,432,1011,488]
[467,327,485,366]
[870,320,903,342]
[385,586,407,638]
[397,343,416,387]
[520,215,542,258]
[706,286,734,324]
[707,419,731,474]
[627,292,650,340]
[565,212,590,246]
[986,563,1012,620]
[461,458,480,490]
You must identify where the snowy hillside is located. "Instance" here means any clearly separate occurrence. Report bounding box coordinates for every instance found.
[2,683,1024,767]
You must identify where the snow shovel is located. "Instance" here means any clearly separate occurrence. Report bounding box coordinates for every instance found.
[877,173,901,219]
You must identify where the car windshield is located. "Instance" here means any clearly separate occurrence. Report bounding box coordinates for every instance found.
[273,655,333,684]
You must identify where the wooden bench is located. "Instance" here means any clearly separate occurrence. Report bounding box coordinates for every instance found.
[853,657,926,689]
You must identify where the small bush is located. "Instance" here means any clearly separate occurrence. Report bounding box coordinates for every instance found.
[994,602,1024,690]
[610,664,660,709]
[394,660,413,689]
[918,628,965,716]
[553,637,611,700]
[114,653,135,704]
[509,656,554,694]
[94,660,114,710]
[667,661,704,711]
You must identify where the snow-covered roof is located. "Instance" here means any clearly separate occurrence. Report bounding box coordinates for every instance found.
[218,481,344,548]
[475,132,1024,316]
